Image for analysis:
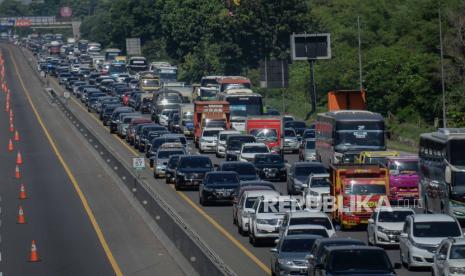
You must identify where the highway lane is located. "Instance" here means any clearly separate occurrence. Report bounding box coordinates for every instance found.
[3,45,190,276]
[21,47,432,276]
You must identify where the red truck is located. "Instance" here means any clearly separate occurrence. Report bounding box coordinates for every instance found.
[193,101,230,145]
[328,90,366,111]
[246,116,283,154]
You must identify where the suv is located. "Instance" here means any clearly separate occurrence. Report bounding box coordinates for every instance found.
[299,138,316,161]
[218,161,259,181]
[280,210,335,238]
[199,128,224,153]
[399,214,463,269]
[165,155,182,184]
[303,173,330,209]
[311,246,400,276]
[238,142,270,163]
[154,147,186,178]
[432,237,465,276]
[287,162,327,195]
[249,195,302,246]
[252,154,287,182]
[216,130,240,158]
[109,107,135,133]
[225,135,256,161]
[199,171,240,206]
[367,207,414,246]
[175,155,213,190]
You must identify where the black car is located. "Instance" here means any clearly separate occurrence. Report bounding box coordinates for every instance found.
[138,125,167,152]
[175,155,213,190]
[301,128,315,140]
[168,113,181,133]
[218,161,259,181]
[199,171,240,206]
[285,120,307,138]
[109,107,135,133]
[101,104,121,124]
[253,154,287,182]
[165,155,182,184]
[225,135,256,161]
[287,162,327,195]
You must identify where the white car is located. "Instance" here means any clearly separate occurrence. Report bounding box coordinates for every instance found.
[116,73,130,83]
[216,130,240,158]
[199,128,223,153]
[432,237,465,276]
[236,190,280,235]
[239,142,270,162]
[70,64,80,72]
[249,195,302,246]
[283,128,299,153]
[280,224,331,238]
[367,207,414,246]
[303,173,330,210]
[158,109,176,126]
[279,210,335,238]
[399,214,463,269]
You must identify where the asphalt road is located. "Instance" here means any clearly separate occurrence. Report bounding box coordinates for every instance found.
[18,45,433,276]
[0,45,190,276]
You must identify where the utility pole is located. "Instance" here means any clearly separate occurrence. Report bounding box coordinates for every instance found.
[357,16,363,91]
[438,0,447,128]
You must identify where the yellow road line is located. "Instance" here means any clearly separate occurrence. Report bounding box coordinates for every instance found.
[7,47,123,276]
[51,69,271,274]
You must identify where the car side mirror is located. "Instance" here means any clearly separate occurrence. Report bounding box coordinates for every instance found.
[270,248,278,253]
[437,254,446,261]
[400,232,408,238]
[393,263,402,269]
[368,218,374,224]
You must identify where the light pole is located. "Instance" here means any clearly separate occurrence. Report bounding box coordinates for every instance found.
[438,0,447,128]
[357,16,363,91]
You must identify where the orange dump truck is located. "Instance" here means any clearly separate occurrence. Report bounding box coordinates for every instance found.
[330,164,389,230]
[193,101,230,145]
[328,90,366,111]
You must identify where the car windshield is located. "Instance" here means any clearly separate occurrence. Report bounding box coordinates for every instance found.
[310,178,330,188]
[281,238,316,252]
[328,250,391,273]
[285,129,296,137]
[243,146,269,153]
[254,155,283,164]
[180,158,212,169]
[289,217,332,229]
[142,79,159,86]
[366,157,387,166]
[123,117,134,123]
[377,210,413,223]
[450,245,465,259]
[245,197,258,208]
[203,130,220,137]
[305,140,315,149]
[413,222,461,237]
[295,166,326,176]
[258,201,301,213]
[222,164,255,175]
[158,150,184,159]
[206,174,238,185]
[250,129,278,142]
[287,229,328,237]
[303,131,315,139]
[345,184,386,195]
[388,160,419,173]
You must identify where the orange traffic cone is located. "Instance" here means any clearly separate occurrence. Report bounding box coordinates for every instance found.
[14,130,20,141]
[8,139,13,151]
[19,184,27,199]
[17,205,26,224]
[15,165,20,179]
[16,151,23,165]
[9,123,14,132]
[28,240,40,262]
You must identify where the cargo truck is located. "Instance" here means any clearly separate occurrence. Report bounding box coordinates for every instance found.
[330,164,389,230]
[328,90,366,111]
[386,156,419,202]
[139,72,160,92]
[180,104,194,137]
[246,116,283,154]
[193,101,230,146]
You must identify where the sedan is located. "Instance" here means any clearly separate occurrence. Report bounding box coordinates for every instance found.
[199,171,240,206]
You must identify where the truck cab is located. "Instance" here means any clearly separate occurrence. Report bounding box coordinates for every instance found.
[330,164,389,230]
[193,101,230,145]
[246,116,283,154]
[386,156,419,202]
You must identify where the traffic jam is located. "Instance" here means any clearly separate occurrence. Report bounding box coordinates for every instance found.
[23,35,465,276]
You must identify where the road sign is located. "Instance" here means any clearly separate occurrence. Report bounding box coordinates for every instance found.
[290,33,331,61]
[260,59,289,89]
[132,157,145,170]
[15,20,32,27]
[126,38,141,56]
[60,7,73,18]
[63,91,70,99]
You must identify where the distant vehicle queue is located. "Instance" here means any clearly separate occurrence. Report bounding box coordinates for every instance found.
[20,33,465,275]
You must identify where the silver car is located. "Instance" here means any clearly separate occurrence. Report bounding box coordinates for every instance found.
[154,147,186,178]
[117,114,140,138]
[432,237,465,276]
[299,138,316,161]
[283,128,299,153]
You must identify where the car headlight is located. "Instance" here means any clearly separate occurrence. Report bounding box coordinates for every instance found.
[177,172,186,177]
[202,186,214,192]
[450,267,465,274]
[377,226,388,233]
[309,190,319,196]
[278,259,294,266]
[256,219,270,225]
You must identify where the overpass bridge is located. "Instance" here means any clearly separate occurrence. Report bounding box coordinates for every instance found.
[0,16,81,39]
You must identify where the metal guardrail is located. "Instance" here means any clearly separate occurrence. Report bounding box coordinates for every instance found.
[15,46,236,276]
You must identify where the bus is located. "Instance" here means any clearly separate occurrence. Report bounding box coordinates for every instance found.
[104,48,122,62]
[108,62,127,77]
[315,110,386,168]
[419,128,465,219]
[77,40,89,53]
[217,88,263,131]
[217,76,251,92]
[127,56,148,74]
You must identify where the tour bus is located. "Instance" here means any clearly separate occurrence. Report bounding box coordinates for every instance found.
[108,62,128,78]
[217,76,251,93]
[149,62,177,83]
[315,110,386,168]
[216,88,263,132]
[104,48,122,62]
[419,128,465,220]
[127,56,148,74]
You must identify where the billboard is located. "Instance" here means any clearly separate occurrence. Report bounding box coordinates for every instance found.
[290,33,331,61]
[60,7,73,18]
[126,38,141,56]
[15,20,32,27]
[259,59,289,89]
